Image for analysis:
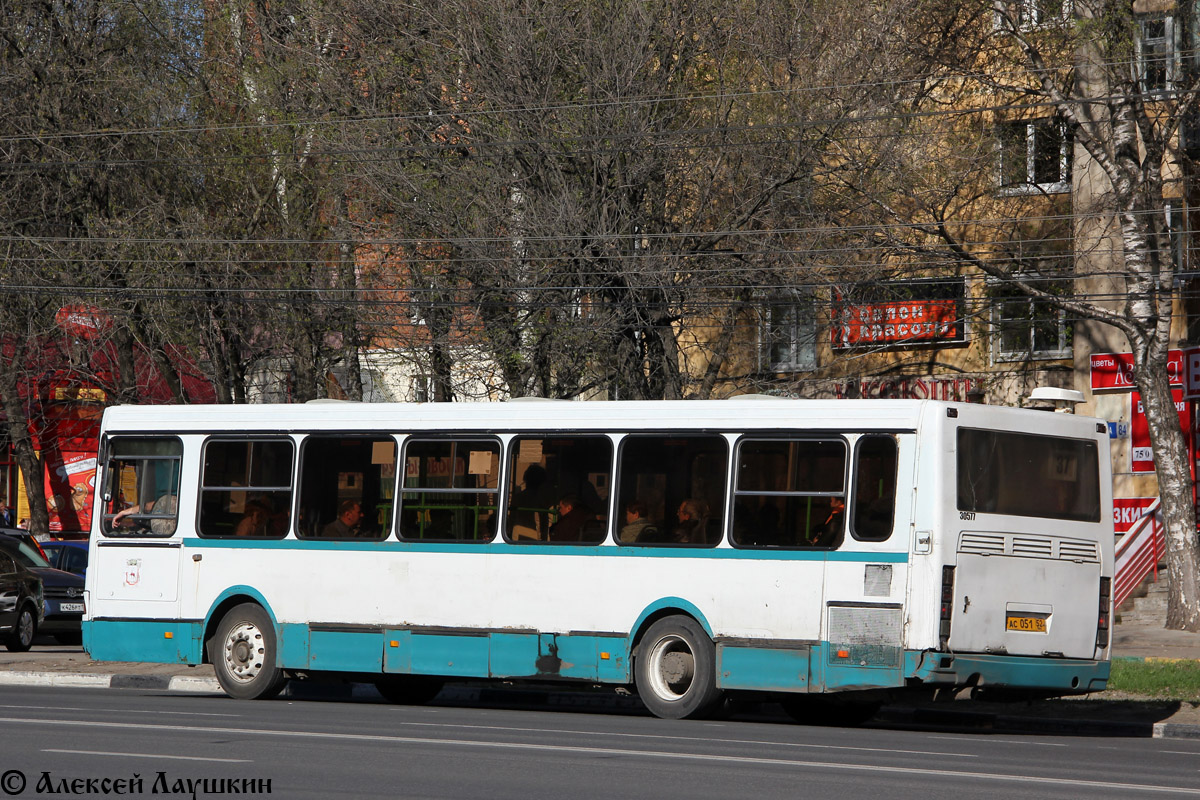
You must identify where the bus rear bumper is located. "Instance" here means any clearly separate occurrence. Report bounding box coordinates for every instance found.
[910,650,1110,693]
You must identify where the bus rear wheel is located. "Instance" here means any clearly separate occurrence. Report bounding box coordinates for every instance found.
[210,603,286,700]
[374,675,444,705]
[635,615,723,719]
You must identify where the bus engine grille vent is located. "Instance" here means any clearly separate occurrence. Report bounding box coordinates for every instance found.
[958,532,1099,563]
[1012,536,1053,558]
[826,605,902,667]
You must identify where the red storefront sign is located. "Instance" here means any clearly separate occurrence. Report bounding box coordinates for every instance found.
[832,376,979,401]
[831,300,961,349]
[1090,350,1184,391]
[1130,388,1191,473]
[1113,497,1157,533]
[54,305,111,339]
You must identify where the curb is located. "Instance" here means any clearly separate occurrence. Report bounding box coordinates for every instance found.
[2,669,1199,739]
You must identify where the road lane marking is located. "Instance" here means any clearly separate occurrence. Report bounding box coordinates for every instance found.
[387,720,977,758]
[927,733,1068,747]
[44,749,250,763]
[0,716,1194,795]
[0,703,239,718]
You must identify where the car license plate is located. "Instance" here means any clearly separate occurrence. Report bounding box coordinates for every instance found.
[1006,615,1046,633]
[59,603,84,613]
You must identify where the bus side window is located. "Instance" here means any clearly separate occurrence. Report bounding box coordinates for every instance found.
[851,435,898,542]
[615,435,726,547]
[398,438,499,543]
[198,439,293,539]
[506,436,612,545]
[297,436,396,540]
[102,437,184,537]
[731,438,846,549]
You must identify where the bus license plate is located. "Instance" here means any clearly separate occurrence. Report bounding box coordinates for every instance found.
[1006,615,1046,633]
[59,603,84,613]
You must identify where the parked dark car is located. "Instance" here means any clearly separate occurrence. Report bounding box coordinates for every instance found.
[0,546,44,651]
[0,531,83,645]
[41,540,88,577]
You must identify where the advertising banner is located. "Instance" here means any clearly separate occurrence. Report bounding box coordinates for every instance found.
[1130,388,1191,473]
[1113,497,1157,533]
[1090,350,1184,391]
[831,299,962,349]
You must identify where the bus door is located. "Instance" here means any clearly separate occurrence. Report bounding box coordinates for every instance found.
[819,433,908,692]
[90,436,185,630]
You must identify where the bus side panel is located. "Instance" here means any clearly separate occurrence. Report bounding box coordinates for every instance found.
[715,643,811,691]
[83,618,201,663]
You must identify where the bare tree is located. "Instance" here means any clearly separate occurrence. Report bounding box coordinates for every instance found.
[835,0,1200,630]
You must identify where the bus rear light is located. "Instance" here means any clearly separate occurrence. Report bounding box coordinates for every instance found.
[939,565,955,650]
[1096,577,1111,649]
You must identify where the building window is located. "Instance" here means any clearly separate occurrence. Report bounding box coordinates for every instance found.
[1138,16,1177,94]
[997,118,1072,194]
[411,375,433,403]
[991,281,1073,361]
[760,294,816,372]
[995,0,1071,30]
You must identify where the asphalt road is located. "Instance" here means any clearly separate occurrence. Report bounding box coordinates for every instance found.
[0,686,1197,799]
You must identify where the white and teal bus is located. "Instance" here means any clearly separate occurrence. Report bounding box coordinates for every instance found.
[83,397,1113,721]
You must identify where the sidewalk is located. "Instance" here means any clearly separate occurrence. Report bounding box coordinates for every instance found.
[1,629,1199,738]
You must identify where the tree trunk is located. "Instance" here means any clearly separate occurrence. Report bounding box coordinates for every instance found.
[1135,353,1200,631]
[0,371,49,537]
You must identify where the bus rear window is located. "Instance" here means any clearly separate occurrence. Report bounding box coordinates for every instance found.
[957,429,1100,522]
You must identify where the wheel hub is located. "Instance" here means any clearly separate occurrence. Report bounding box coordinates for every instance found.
[223,622,264,683]
[649,634,696,699]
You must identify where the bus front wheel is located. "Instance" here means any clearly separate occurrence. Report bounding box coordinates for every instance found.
[635,615,723,719]
[210,603,286,700]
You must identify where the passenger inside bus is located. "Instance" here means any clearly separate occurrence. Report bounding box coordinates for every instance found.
[509,464,555,540]
[809,497,845,547]
[233,501,272,537]
[619,500,656,543]
[322,500,363,537]
[672,498,708,544]
[548,495,591,541]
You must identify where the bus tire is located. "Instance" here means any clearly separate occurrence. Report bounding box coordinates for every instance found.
[374,675,444,705]
[779,695,880,727]
[5,604,37,652]
[210,603,286,700]
[635,615,723,719]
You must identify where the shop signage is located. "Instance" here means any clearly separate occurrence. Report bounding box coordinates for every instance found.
[1090,350,1184,391]
[831,299,962,349]
[832,376,979,401]
[1130,388,1191,473]
[1113,497,1157,533]
[54,305,111,339]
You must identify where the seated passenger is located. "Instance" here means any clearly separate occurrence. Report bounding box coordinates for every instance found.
[548,495,591,542]
[619,500,654,543]
[672,498,707,544]
[234,501,271,537]
[322,500,363,537]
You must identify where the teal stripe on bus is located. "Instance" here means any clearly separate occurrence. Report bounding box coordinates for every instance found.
[179,537,908,562]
